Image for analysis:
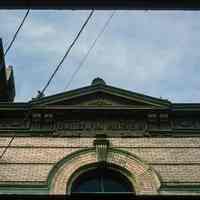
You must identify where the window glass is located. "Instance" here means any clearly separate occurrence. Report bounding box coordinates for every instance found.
[71,168,133,193]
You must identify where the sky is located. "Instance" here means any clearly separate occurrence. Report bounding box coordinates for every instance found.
[0,10,200,103]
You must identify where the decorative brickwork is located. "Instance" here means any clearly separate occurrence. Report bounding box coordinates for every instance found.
[49,148,160,194]
[49,150,96,194]
[0,137,200,187]
[2,137,200,148]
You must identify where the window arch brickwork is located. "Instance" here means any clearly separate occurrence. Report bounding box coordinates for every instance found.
[48,148,160,195]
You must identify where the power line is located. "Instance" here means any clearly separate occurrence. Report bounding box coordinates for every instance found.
[0,136,15,161]
[40,10,94,96]
[4,9,30,56]
[64,11,116,90]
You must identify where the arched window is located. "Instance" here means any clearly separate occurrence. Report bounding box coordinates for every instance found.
[71,168,134,193]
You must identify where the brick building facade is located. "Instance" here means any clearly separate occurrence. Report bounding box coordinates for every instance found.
[0,76,200,195]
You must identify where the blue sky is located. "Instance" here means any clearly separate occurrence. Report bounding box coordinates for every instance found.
[0,10,200,103]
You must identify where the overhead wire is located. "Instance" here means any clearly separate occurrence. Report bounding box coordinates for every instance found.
[40,10,94,97]
[0,136,15,161]
[4,9,30,56]
[64,11,116,90]
[0,9,30,160]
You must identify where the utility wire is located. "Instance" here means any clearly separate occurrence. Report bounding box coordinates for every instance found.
[40,10,94,96]
[64,11,116,90]
[0,136,15,161]
[4,9,30,56]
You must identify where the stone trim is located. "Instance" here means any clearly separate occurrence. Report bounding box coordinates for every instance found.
[93,138,109,162]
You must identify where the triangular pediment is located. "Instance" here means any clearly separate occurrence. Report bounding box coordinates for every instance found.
[31,79,171,109]
[47,91,158,107]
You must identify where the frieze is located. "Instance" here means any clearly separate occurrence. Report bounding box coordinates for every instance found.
[173,118,199,129]
[3,115,200,132]
[0,118,29,129]
[0,116,145,131]
[48,119,145,131]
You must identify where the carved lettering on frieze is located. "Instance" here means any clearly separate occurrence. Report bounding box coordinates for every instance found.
[28,118,145,131]
[0,115,147,132]
[54,120,144,131]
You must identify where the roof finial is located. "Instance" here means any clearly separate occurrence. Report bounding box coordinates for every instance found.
[91,77,106,86]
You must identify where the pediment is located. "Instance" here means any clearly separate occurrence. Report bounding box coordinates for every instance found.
[31,83,171,109]
[48,91,156,107]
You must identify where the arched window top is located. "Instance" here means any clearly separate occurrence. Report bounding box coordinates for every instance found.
[71,168,134,193]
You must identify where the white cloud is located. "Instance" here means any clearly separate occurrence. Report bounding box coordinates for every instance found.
[0,10,200,102]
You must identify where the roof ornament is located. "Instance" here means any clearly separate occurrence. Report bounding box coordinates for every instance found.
[91,77,106,86]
